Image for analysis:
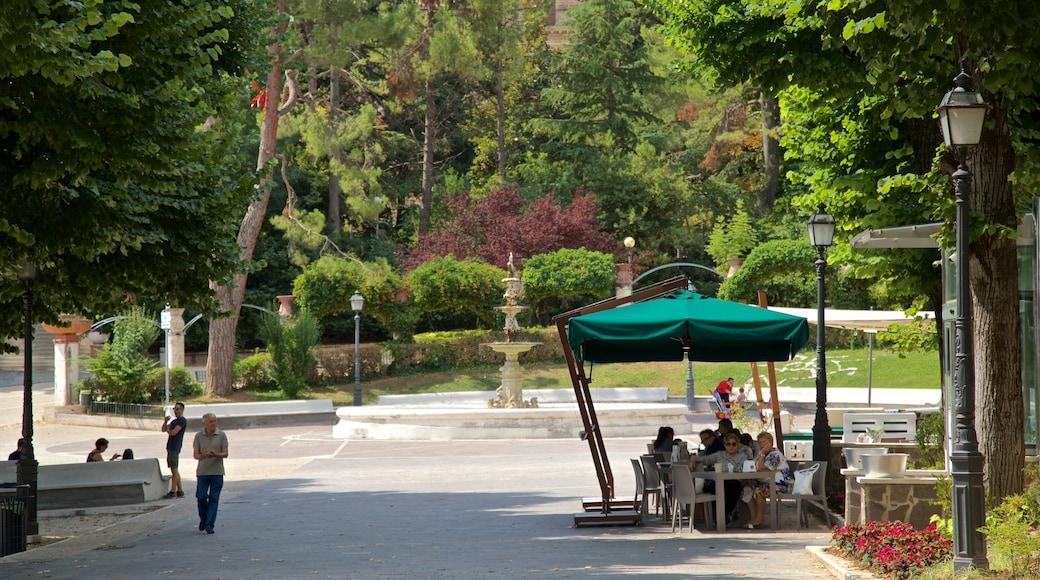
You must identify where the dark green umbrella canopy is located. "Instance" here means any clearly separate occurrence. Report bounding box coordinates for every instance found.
[567,290,810,363]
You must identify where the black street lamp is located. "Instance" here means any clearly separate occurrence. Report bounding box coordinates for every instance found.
[936,70,988,571]
[351,291,365,406]
[16,259,39,538]
[807,204,835,470]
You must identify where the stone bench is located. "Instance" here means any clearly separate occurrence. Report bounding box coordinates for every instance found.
[0,458,171,510]
[179,399,336,428]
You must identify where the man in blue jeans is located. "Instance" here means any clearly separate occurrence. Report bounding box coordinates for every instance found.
[193,413,229,534]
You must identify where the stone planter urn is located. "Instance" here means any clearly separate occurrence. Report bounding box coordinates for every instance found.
[41,315,93,336]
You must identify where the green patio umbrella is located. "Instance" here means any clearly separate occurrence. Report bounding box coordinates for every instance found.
[567,289,810,363]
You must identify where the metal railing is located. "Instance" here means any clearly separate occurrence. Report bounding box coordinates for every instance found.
[88,401,165,419]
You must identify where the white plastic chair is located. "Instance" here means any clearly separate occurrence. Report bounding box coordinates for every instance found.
[777,460,834,528]
[669,464,716,532]
[639,454,664,518]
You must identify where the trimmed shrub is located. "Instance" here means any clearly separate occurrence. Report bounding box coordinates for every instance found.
[143,367,203,402]
[234,351,276,391]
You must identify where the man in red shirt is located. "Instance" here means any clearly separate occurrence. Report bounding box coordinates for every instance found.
[713,377,734,403]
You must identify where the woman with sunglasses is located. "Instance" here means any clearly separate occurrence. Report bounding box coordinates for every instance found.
[690,431,752,522]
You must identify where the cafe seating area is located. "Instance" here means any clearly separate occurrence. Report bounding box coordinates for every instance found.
[626,450,838,533]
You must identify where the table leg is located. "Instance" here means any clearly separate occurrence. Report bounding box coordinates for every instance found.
[716,478,726,532]
[769,479,778,529]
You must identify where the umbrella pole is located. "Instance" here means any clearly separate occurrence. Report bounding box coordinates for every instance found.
[750,362,766,421]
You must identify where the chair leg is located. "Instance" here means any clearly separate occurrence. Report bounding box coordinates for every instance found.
[671,498,682,532]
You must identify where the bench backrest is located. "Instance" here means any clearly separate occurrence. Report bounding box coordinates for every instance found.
[842,412,917,443]
[0,458,166,489]
[180,399,334,420]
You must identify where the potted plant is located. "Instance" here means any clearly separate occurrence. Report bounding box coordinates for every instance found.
[706,201,758,276]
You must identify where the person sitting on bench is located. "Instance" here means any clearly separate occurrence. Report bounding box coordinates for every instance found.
[87,438,121,462]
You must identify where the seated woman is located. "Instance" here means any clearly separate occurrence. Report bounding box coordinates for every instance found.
[690,432,753,521]
[652,426,676,454]
[87,438,121,462]
[742,431,794,529]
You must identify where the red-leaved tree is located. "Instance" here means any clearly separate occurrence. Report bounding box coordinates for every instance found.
[403,186,616,271]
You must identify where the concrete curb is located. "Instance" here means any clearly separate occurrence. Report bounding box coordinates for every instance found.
[806,545,883,580]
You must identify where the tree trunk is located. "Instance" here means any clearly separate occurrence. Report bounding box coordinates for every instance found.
[496,66,507,184]
[418,6,435,235]
[759,94,779,211]
[971,93,1024,501]
[328,65,342,233]
[205,13,287,397]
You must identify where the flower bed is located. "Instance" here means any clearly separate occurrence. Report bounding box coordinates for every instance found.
[831,520,950,579]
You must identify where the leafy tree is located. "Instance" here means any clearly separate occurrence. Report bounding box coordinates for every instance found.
[463,0,549,186]
[531,0,662,157]
[0,0,271,338]
[522,248,616,322]
[257,310,321,398]
[293,255,417,338]
[404,185,615,270]
[718,239,871,309]
[404,255,505,329]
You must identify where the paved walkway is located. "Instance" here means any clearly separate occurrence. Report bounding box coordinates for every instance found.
[0,418,839,579]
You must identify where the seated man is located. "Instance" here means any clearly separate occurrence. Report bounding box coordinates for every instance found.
[697,429,725,493]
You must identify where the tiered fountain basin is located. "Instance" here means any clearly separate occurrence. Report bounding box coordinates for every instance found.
[332,387,692,440]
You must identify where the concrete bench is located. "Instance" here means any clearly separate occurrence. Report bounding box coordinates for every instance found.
[0,458,171,509]
[842,412,917,443]
[179,399,336,428]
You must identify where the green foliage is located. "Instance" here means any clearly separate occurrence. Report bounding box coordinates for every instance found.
[0,0,273,338]
[719,238,873,308]
[980,464,1040,578]
[718,239,818,305]
[878,318,939,357]
[377,327,566,376]
[142,367,203,403]
[706,200,758,268]
[81,307,160,404]
[233,351,276,391]
[522,248,616,304]
[257,311,321,399]
[913,412,945,470]
[405,255,505,329]
[294,255,417,338]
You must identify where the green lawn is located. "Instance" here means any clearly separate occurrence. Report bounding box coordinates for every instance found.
[300,346,940,405]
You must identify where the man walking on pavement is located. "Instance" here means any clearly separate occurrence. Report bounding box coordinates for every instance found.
[193,412,228,534]
[162,402,187,499]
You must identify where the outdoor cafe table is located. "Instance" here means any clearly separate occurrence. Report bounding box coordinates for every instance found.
[693,467,778,532]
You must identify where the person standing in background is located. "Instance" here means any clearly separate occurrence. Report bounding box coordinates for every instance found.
[162,402,187,499]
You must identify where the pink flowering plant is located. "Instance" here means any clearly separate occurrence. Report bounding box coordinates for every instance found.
[831,520,951,579]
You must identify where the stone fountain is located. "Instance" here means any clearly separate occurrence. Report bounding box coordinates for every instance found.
[484,254,541,408]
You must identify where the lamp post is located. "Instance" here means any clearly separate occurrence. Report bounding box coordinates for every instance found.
[936,70,988,571]
[351,291,365,406]
[16,259,39,537]
[807,204,835,470]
